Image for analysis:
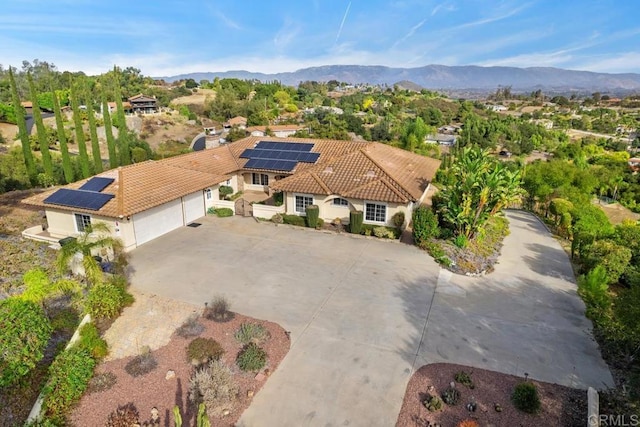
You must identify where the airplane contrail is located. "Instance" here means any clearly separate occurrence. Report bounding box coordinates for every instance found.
[335,1,352,44]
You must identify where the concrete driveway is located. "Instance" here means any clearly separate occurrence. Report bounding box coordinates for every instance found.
[129,210,612,426]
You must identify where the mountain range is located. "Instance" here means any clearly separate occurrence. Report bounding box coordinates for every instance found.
[159,64,640,93]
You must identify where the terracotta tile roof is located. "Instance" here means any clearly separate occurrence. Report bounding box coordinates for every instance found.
[270,140,441,203]
[246,124,304,133]
[226,116,247,126]
[23,136,440,217]
[107,101,132,109]
[23,161,225,218]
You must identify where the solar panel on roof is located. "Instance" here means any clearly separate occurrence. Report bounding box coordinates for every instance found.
[255,141,313,152]
[245,158,297,171]
[79,177,115,192]
[44,188,114,211]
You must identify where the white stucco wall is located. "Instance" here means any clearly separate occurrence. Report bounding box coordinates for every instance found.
[44,208,137,251]
[283,192,410,227]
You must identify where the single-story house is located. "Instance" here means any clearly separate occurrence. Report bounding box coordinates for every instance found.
[246,125,305,138]
[23,136,440,250]
[224,116,247,129]
[425,133,457,146]
[104,101,133,114]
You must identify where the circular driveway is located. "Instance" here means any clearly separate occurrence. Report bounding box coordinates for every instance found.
[129,211,612,426]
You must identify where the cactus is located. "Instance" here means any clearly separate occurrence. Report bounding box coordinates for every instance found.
[197,403,210,427]
[172,405,182,427]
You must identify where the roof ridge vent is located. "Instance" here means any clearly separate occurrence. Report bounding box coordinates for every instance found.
[365,170,376,178]
[323,166,333,174]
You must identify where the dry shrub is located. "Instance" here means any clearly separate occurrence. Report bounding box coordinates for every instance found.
[189,360,239,418]
[106,402,139,427]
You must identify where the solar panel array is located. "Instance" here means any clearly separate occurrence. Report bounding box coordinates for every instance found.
[44,188,115,211]
[255,141,314,151]
[241,141,320,172]
[79,177,114,192]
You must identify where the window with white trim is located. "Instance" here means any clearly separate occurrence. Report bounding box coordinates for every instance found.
[74,213,91,232]
[205,189,212,200]
[295,195,313,213]
[252,173,269,185]
[365,202,386,223]
[332,197,349,207]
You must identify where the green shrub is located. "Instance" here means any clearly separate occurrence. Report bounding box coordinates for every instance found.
[441,386,460,405]
[423,395,443,411]
[78,322,108,359]
[85,283,127,319]
[228,191,243,201]
[282,214,306,227]
[373,226,396,239]
[176,314,205,338]
[188,360,239,418]
[187,338,225,364]
[218,185,233,200]
[235,323,269,345]
[50,307,80,334]
[273,192,284,206]
[87,371,117,394]
[305,205,319,228]
[412,206,440,246]
[349,210,363,234]
[207,207,215,215]
[454,371,475,389]
[236,342,267,372]
[43,347,95,422]
[578,265,611,321]
[453,234,468,249]
[392,211,405,229]
[211,207,233,217]
[512,381,541,413]
[0,299,52,386]
[204,295,232,321]
[316,218,324,229]
[124,348,157,377]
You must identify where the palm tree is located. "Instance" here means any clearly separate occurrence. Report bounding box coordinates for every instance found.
[21,268,83,310]
[56,222,124,286]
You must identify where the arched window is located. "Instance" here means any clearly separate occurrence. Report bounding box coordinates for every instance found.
[332,198,349,207]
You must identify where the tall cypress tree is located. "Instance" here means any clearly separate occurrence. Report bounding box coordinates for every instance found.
[101,94,118,168]
[85,84,103,173]
[8,68,37,183]
[52,88,74,183]
[112,67,130,165]
[27,73,54,179]
[69,82,90,178]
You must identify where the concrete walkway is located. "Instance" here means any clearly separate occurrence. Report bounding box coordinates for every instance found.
[128,211,612,426]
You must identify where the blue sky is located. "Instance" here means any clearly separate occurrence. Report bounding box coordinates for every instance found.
[1,0,638,76]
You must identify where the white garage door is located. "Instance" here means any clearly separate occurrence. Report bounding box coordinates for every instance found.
[183,191,205,224]
[133,198,184,246]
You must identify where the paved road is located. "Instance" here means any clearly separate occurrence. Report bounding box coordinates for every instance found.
[129,211,612,426]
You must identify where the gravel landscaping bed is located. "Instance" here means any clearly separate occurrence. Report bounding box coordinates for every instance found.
[71,312,290,426]
[396,363,586,427]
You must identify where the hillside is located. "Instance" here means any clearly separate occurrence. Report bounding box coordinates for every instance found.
[159,64,640,92]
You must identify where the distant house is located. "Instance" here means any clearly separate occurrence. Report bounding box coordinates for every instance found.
[128,94,158,114]
[224,116,247,129]
[487,104,508,112]
[532,119,554,130]
[105,101,132,114]
[246,125,305,138]
[425,133,456,146]
[628,158,640,172]
[438,125,459,134]
[303,106,344,115]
